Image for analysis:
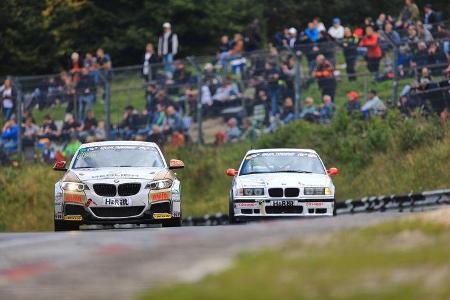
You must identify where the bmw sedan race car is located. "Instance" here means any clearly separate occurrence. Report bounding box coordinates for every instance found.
[226,148,339,223]
[53,141,184,231]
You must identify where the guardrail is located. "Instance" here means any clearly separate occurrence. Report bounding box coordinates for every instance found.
[182,188,450,226]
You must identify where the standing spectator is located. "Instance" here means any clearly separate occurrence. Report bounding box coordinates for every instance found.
[398,0,420,27]
[163,105,183,136]
[69,52,82,83]
[244,19,262,52]
[96,48,112,101]
[274,28,290,49]
[346,91,361,115]
[143,43,159,82]
[313,17,326,33]
[423,4,439,31]
[380,22,402,52]
[219,34,244,72]
[61,114,81,142]
[328,18,344,41]
[287,28,300,50]
[218,35,231,56]
[359,26,382,77]
[147,125,165,146]
[280,97,295,124]
[361,90,386,118]
[1,78,15,121]
[319,95,336,123]
[265,61,282,116]
[119,105,140,139]
[304,22,319,43]
[158,22,179,79]
[341,27,359,81]
[77,68,95,121]
[313,55,337,101]
[61,71,76,114]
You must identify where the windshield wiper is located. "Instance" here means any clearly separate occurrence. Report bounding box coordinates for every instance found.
[74,166,95,169]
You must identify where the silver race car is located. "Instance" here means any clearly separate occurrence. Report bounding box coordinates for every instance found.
[53,141,184,231]
[226,148,339,223]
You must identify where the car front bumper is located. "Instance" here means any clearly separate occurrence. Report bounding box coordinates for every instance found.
[232,198,335,217]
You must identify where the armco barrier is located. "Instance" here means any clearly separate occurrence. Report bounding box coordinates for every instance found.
[183,188,450,226]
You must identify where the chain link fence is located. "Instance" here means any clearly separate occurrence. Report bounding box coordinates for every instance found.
[2,20,449,161]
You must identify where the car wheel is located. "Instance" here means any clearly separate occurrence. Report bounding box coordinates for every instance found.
[333,200,337,216]
[162,217,182,227]
[228,199,239,224]
[54,220,80,231]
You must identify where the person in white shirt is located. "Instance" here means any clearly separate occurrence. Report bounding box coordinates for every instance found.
[142,43,159,82]
[328,18,344,40]
[158,22,179,79]
[0,78,15,121]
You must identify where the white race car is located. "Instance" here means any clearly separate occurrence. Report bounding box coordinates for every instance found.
[226,148,339,223]
[53,141,184,231]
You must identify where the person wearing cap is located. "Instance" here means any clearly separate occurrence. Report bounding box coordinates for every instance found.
[287,27,300,49]
[346,91,361,115]
[328,18,344,40]
[361,90,386,118]
[158,22,179,79]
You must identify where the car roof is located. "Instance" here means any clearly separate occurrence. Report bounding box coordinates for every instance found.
[79,141,159,149]
[245,148,318,155]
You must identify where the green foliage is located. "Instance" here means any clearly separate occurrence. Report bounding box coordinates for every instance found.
[2,0,449,75]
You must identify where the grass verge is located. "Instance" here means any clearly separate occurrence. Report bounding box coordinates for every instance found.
[138,208,450,300]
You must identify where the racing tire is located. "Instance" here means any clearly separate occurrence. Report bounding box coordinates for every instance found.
[162,217,182,227]
[228,200,239,224]
[54,220,81,231]
[333,200,337,216]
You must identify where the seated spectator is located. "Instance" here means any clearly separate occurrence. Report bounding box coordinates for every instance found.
[22,116,39,161]
[61,114,82,142]
[170,130,185,148]
[163,105,183,136]
[95,121,106,141]
[280,97,295,124]
[416,21,434,43]
[423,4,440,31]
[300,97,319,122]
[313,55,336,101]
[1,119,18,153]
[240,118,258,141]
[38,114,59,140]
[145,83,159,113]
[170,61,191,85]
[397,0,420,27]
[346,91,362,115]
[253,89,270,126]
[147,125,165,146]
[219,33,244,72]
[427,42,447,75]
[212,79,240,114]
[42,140,56,164]
[63,133,81,161]
[119,105,140,140]
[361,90,386,118]
[319,95,336,124]
[218,35,231,56]
[225,118,241,143]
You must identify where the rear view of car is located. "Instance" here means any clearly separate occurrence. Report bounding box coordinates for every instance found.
[226,149,339,223]
[53,141,184,231]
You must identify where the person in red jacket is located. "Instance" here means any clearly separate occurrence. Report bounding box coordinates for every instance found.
[359,26,382,76]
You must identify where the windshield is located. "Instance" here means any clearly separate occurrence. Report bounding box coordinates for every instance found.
[240,152,325,175]
[72,145,165,169]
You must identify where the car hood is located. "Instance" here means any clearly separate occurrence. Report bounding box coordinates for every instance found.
[70,167,167,182]
[236,172,331,187]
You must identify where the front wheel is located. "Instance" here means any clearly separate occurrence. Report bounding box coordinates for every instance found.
[228,199,239,224]
[333,200,337,216]
[54,220,81,231]
[162,217,182,227]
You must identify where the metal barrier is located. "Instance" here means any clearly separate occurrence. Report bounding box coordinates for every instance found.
[182,188,450,226]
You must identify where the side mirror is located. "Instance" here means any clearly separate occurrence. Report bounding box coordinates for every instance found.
[327,167,339,176]
[226,169,238,177]
[169,159,185,170]
[53,161,67,172]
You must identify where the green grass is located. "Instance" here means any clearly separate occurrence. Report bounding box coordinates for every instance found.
[138,213,450,300]
[0,112,448,232]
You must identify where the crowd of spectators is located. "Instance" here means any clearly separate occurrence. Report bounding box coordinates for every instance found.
[1,0,449,164]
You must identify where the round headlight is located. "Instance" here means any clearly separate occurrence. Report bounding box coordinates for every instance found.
[244,188,253,196]
[253,188,264,196]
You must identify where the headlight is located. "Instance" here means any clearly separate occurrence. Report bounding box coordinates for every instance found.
[238,188,264,196]
[146,179,173,190]
[61,182,89,192]
[61,171,89,191]
[304,187,326,195]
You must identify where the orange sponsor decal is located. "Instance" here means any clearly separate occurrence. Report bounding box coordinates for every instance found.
[151,191,170,202]
[64,194,83,204]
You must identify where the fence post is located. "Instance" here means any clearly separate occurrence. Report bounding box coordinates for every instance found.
[187,57,203,145]
[391,46,400,105]
[15,78,23,160]
[104,79,111,140]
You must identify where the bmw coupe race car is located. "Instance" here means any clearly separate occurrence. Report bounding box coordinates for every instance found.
[53,141,184,231]
[226,148,339,223]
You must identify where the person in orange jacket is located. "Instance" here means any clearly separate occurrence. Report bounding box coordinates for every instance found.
[359,26,382,76]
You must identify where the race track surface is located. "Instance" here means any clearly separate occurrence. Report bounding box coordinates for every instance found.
[0,211,418,299]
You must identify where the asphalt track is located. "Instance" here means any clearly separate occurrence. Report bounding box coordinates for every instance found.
[0,211,426,300]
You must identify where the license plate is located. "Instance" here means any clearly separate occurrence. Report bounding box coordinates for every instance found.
[272,200,294,207]
[103,198,131,206]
